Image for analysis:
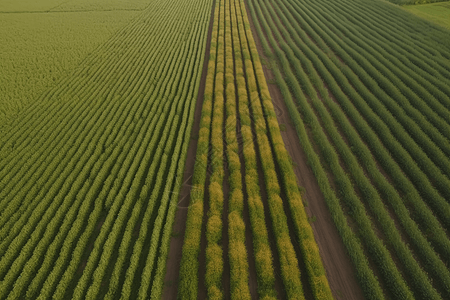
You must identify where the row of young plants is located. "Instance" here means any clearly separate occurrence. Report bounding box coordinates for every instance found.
[86,0,214,297]
[80,2,212,298]
[224,0,251,298]
[382,0,445,6]
[247,0,450,298]
[0,0,214,298]
[125,4,213,298]
[147,10,214,294]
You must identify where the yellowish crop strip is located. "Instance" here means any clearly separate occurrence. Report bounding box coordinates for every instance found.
[224,0,251,298]
[205,0,226,298]
[178,1,220,298]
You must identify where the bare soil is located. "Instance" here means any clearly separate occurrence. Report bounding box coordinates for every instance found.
[161,0,216,297]
[243,2,365,299]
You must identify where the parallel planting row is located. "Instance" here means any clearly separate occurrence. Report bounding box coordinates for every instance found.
[0,0,213,298]
[247,0,450,298]
[178,0,332,299]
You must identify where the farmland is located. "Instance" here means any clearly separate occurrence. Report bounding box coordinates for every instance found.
[0,0,212,298]
[1,0,450,299]
[0,10,138,124]
[177,0,331,298]
[246,0,450,298]
[403,2,450,29]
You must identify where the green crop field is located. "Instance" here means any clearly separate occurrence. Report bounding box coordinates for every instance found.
[382,0,449,5]
[0,0,148,12]
[0,0,212,298]
[403,2,450,29]
[0,11,137,124]
[247,0,450,298]
[1,0,450,299]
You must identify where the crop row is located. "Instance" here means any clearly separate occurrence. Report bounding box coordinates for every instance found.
[224,0,251,298]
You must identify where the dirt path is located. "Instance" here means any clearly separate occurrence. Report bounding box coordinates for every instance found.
[161,0,216,297]
[243,1,365,299]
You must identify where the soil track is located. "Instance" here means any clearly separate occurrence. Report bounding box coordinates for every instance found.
[162,0,216,297]
[243,1,365,299]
